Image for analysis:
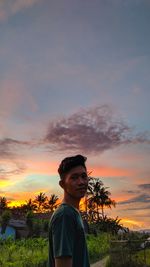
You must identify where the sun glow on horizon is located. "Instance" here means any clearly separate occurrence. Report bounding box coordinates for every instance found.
[8,200,26,208]
[121,218,144,229]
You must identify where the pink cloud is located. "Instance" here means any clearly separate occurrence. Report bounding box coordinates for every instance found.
[11,0,40,14]
[0,0,40,21]
[0,78,38,120]
[0,8,6,21]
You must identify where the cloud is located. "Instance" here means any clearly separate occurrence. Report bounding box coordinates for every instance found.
[123,190,140,194]
[138,184,150,190]
[0,162,26,181]
[0,0,40,21]
[124,190,137,194]
[126,205,150,211]
[45,105,150,154]
[0,78,38,120]
[9,174,59,194]
[11,0,40,14]
[118,193,150,205]
[0,138,31,159]
[117,183,150,208]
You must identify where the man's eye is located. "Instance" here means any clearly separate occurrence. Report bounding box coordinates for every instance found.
[81,173,88,179]
[71,175,78,180]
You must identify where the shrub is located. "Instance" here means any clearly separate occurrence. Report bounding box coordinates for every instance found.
[87,232,110,263]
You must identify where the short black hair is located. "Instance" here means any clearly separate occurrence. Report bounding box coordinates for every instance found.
[58,154,87,179]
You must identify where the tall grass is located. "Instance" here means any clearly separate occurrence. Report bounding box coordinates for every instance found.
[0,233,110,266]
[0,237,48,267]
[87,233,110,263]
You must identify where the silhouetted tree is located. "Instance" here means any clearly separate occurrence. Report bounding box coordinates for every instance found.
[21,198,37,213]
[87,177,116,221]
[0,197,8,214]
[0,210,11,234]
[44,194,59,212]
[26,211,34,237]
[34,192,47,212]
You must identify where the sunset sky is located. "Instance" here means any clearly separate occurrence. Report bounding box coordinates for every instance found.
[0,0,150,230]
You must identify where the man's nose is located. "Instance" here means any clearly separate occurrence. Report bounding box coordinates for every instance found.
[78,176,86,185]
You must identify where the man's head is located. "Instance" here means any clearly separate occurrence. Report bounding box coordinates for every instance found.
[58,154,87,179]
[58,155,88,199]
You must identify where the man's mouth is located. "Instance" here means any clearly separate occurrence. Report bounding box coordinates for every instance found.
[76,187,87,191]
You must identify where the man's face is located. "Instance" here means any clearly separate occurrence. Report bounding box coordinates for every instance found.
[61,165,88,199]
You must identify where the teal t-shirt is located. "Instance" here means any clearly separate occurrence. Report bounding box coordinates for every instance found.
[48,203,90,267]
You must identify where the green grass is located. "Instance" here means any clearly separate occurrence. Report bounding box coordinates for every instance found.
[0,233,110,266]
[134,248,150,266]
[0,237,48,267]
[106,245,150,267]
[87,233,110,263]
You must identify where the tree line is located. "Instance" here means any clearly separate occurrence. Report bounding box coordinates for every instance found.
[0,177,126,234]
[0,177,115,216]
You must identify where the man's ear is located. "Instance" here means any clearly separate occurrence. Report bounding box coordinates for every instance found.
[59,179,64,189]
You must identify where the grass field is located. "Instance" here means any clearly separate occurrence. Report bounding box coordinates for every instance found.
[134,248,150,266]
[87,233,110,263]
[106,244,150,267]
[0,238,48,267]
[0,233,110,267]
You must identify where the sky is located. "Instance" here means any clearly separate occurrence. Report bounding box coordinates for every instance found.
[0,0,150,230]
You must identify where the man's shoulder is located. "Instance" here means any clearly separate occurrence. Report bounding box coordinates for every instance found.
[50,204,78,223]
[54,203,78,216]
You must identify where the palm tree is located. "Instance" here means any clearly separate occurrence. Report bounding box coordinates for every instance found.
[98,187,116,219]
[87,177,116,221]
[0,197,8,214]
[87,177,103,220]
[21,198,37,213]
[34,192,47,212]
[45,194,59,212]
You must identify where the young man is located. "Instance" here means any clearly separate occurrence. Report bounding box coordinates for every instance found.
[48,155,90,267]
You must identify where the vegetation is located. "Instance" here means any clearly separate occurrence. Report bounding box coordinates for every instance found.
[0,237,48,267]
[135,248,150,266]
[87,177,116,222]
[34,192,48,212]
[0,210,12,234]
[89,216,125,235]
[0,197,8,212]
[87,232,110,263]
[1,177,138,267]
[106,231,150,267]
[0,233,110,267]
[44,194,59,212]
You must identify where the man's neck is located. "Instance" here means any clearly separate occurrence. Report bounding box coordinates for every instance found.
[62,193,80,210]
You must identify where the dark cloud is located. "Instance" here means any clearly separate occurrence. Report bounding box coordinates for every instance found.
[123,190,140,194]
[138,184,150,190]
[45,105,150,154]
[126,205,150,211]
[0,138,33,159]
[118,193,150,205]
[0,138,31,181]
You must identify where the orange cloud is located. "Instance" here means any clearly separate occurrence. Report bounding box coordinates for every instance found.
[26,160,58,175]
[90,165,133,178]
[121,218,144,229]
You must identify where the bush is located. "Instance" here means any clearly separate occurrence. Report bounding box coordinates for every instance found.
[87,232,110,263]
[0,233,110,266]
[0,237,48,267]
[108,238,150,267]
[0,210,11,234]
